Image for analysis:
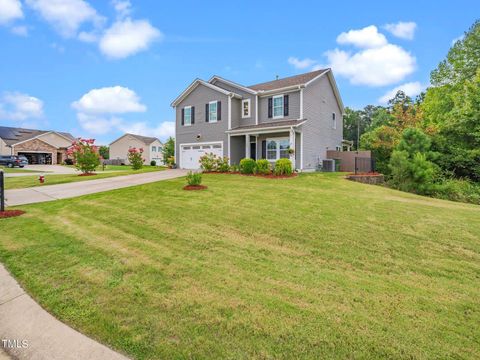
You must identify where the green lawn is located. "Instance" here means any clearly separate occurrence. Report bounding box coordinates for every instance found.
[0,173,479,359]
[4,166,165,190]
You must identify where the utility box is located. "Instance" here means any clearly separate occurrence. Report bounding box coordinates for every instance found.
[322,159,335,172]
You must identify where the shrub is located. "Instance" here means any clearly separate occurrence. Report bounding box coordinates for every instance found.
[230,164,239,173]
[162,137,175,165]
[256,159,271,175]
[128,148,144,170]
[150,160,156,166]
[200,153,217,172]
[186,171,202,186]
[434,179,480,204]
[216,156,230,172]
[166,156,175,168]
[274,158,293,176]
[239,158,256,174]
[388,128,437,195]
[66,138,100,174]
[64,158,74,165]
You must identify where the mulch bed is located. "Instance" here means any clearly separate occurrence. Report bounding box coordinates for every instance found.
[0,210,26,219]
[183,185,208,190]
[204,171,298,179]
[78,173,97,177]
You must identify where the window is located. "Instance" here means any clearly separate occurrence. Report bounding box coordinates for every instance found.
[152,146,156,152]
[184,106,192,126]
[242,99,251,118]
[266,138,290,160]
[332,112,336,129]
[273,95,284,118]
[209,101,218,123]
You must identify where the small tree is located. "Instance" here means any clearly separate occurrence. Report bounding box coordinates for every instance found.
[98,145,109,160]
[67,139,100,174]
[162,137,175,165]
[128,148,144,170]
[389,128,437,194]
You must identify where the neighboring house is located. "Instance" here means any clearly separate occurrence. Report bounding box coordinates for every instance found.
[109,133,163,165]
[0,126,75,164]
[171,69,344,170]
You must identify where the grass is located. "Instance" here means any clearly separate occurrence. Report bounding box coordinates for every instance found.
[4,166,165,190]
[0,173,479,359]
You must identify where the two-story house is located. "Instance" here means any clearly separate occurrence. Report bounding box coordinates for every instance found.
[171,69,344,171]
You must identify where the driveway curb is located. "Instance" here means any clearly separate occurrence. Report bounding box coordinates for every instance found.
[0,264,130,360]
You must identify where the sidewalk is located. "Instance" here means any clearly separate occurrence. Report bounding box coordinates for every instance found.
[0,264,129,360]
[5,169,188,206]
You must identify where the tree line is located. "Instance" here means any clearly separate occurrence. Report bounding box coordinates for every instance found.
[343,20,480,204]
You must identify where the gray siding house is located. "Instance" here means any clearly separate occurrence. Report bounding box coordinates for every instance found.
[171,69,344,170]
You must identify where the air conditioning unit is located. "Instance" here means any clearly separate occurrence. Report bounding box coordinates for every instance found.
[322,159,335,172]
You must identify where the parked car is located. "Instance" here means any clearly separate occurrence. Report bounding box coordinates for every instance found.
[0,155,28,168]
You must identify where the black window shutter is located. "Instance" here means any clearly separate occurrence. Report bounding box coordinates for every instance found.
[181,108,185,125]
[268,98,272,118]
[205,104,209,122]
[262,140,266,159]
[191,106,195,124]
[217,101,221,120]
[284,95,289,116]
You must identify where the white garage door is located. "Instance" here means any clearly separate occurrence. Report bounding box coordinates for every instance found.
[180,143,223,169]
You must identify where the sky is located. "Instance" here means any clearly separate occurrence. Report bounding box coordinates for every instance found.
[0,0,478,145]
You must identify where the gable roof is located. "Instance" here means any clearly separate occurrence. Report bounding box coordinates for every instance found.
[171,78,242,107]
[110,133,161,146]
[208,75,258,94]
[248,69,329,91]
[0,126,75,146]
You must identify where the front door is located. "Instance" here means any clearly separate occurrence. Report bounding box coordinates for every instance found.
[250,142,256,160]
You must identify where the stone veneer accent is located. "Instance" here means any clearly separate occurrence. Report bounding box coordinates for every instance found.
[13,138,65,165]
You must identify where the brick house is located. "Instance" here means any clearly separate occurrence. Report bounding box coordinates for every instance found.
[0,126,76,165]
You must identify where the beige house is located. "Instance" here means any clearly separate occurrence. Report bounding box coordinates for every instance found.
[109,133,163,165]
[0,126,75,164]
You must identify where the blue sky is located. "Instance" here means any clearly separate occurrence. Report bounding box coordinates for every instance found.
[0,0,478,144]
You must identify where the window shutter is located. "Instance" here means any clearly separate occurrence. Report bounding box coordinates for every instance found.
[217,101,221,120]
[205,104,209,122]
[284,95,289,116]
[268,98,272,118]
[181,108,185,125]
[262,140,266,159]
[191,106,195,124]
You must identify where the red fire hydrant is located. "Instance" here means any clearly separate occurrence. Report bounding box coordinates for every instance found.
[39,175,45,184]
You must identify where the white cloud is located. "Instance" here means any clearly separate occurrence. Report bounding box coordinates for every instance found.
[384,21,417,40]
[0,0,23,25]
[72,86,146,114]
[78,30,98,43]
[112,0,131,19]
[0,92,44,121]
[76,112,122,135]
[325,44,416,86]
[99,18,162,59]
[337,25,387,48]
[288,57,317,70]
[10,25,28,36]
[378,81,425,103]
[26,0,104,38]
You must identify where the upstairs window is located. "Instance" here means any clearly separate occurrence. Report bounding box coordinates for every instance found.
[273,95,284,118]
[209,101,218,122]
[183,106,193,126]
[332,112,337,129]
[242,99,251,118]
[152,146,156,152]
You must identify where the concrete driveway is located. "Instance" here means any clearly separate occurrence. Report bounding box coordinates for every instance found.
[5,169,188,206]
[4,165,80,177]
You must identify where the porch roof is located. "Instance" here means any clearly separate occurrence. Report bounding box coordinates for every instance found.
[227,119,306,134]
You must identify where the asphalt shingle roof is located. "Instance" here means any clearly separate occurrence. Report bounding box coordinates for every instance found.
[248,69,329,91]
[0,126,75,146]
[126,133,161,145]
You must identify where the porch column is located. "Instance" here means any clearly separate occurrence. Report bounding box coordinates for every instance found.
[245,134,250,159]
[289,128,295,165]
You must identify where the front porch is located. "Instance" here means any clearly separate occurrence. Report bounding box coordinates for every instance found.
[228,125,302,170]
